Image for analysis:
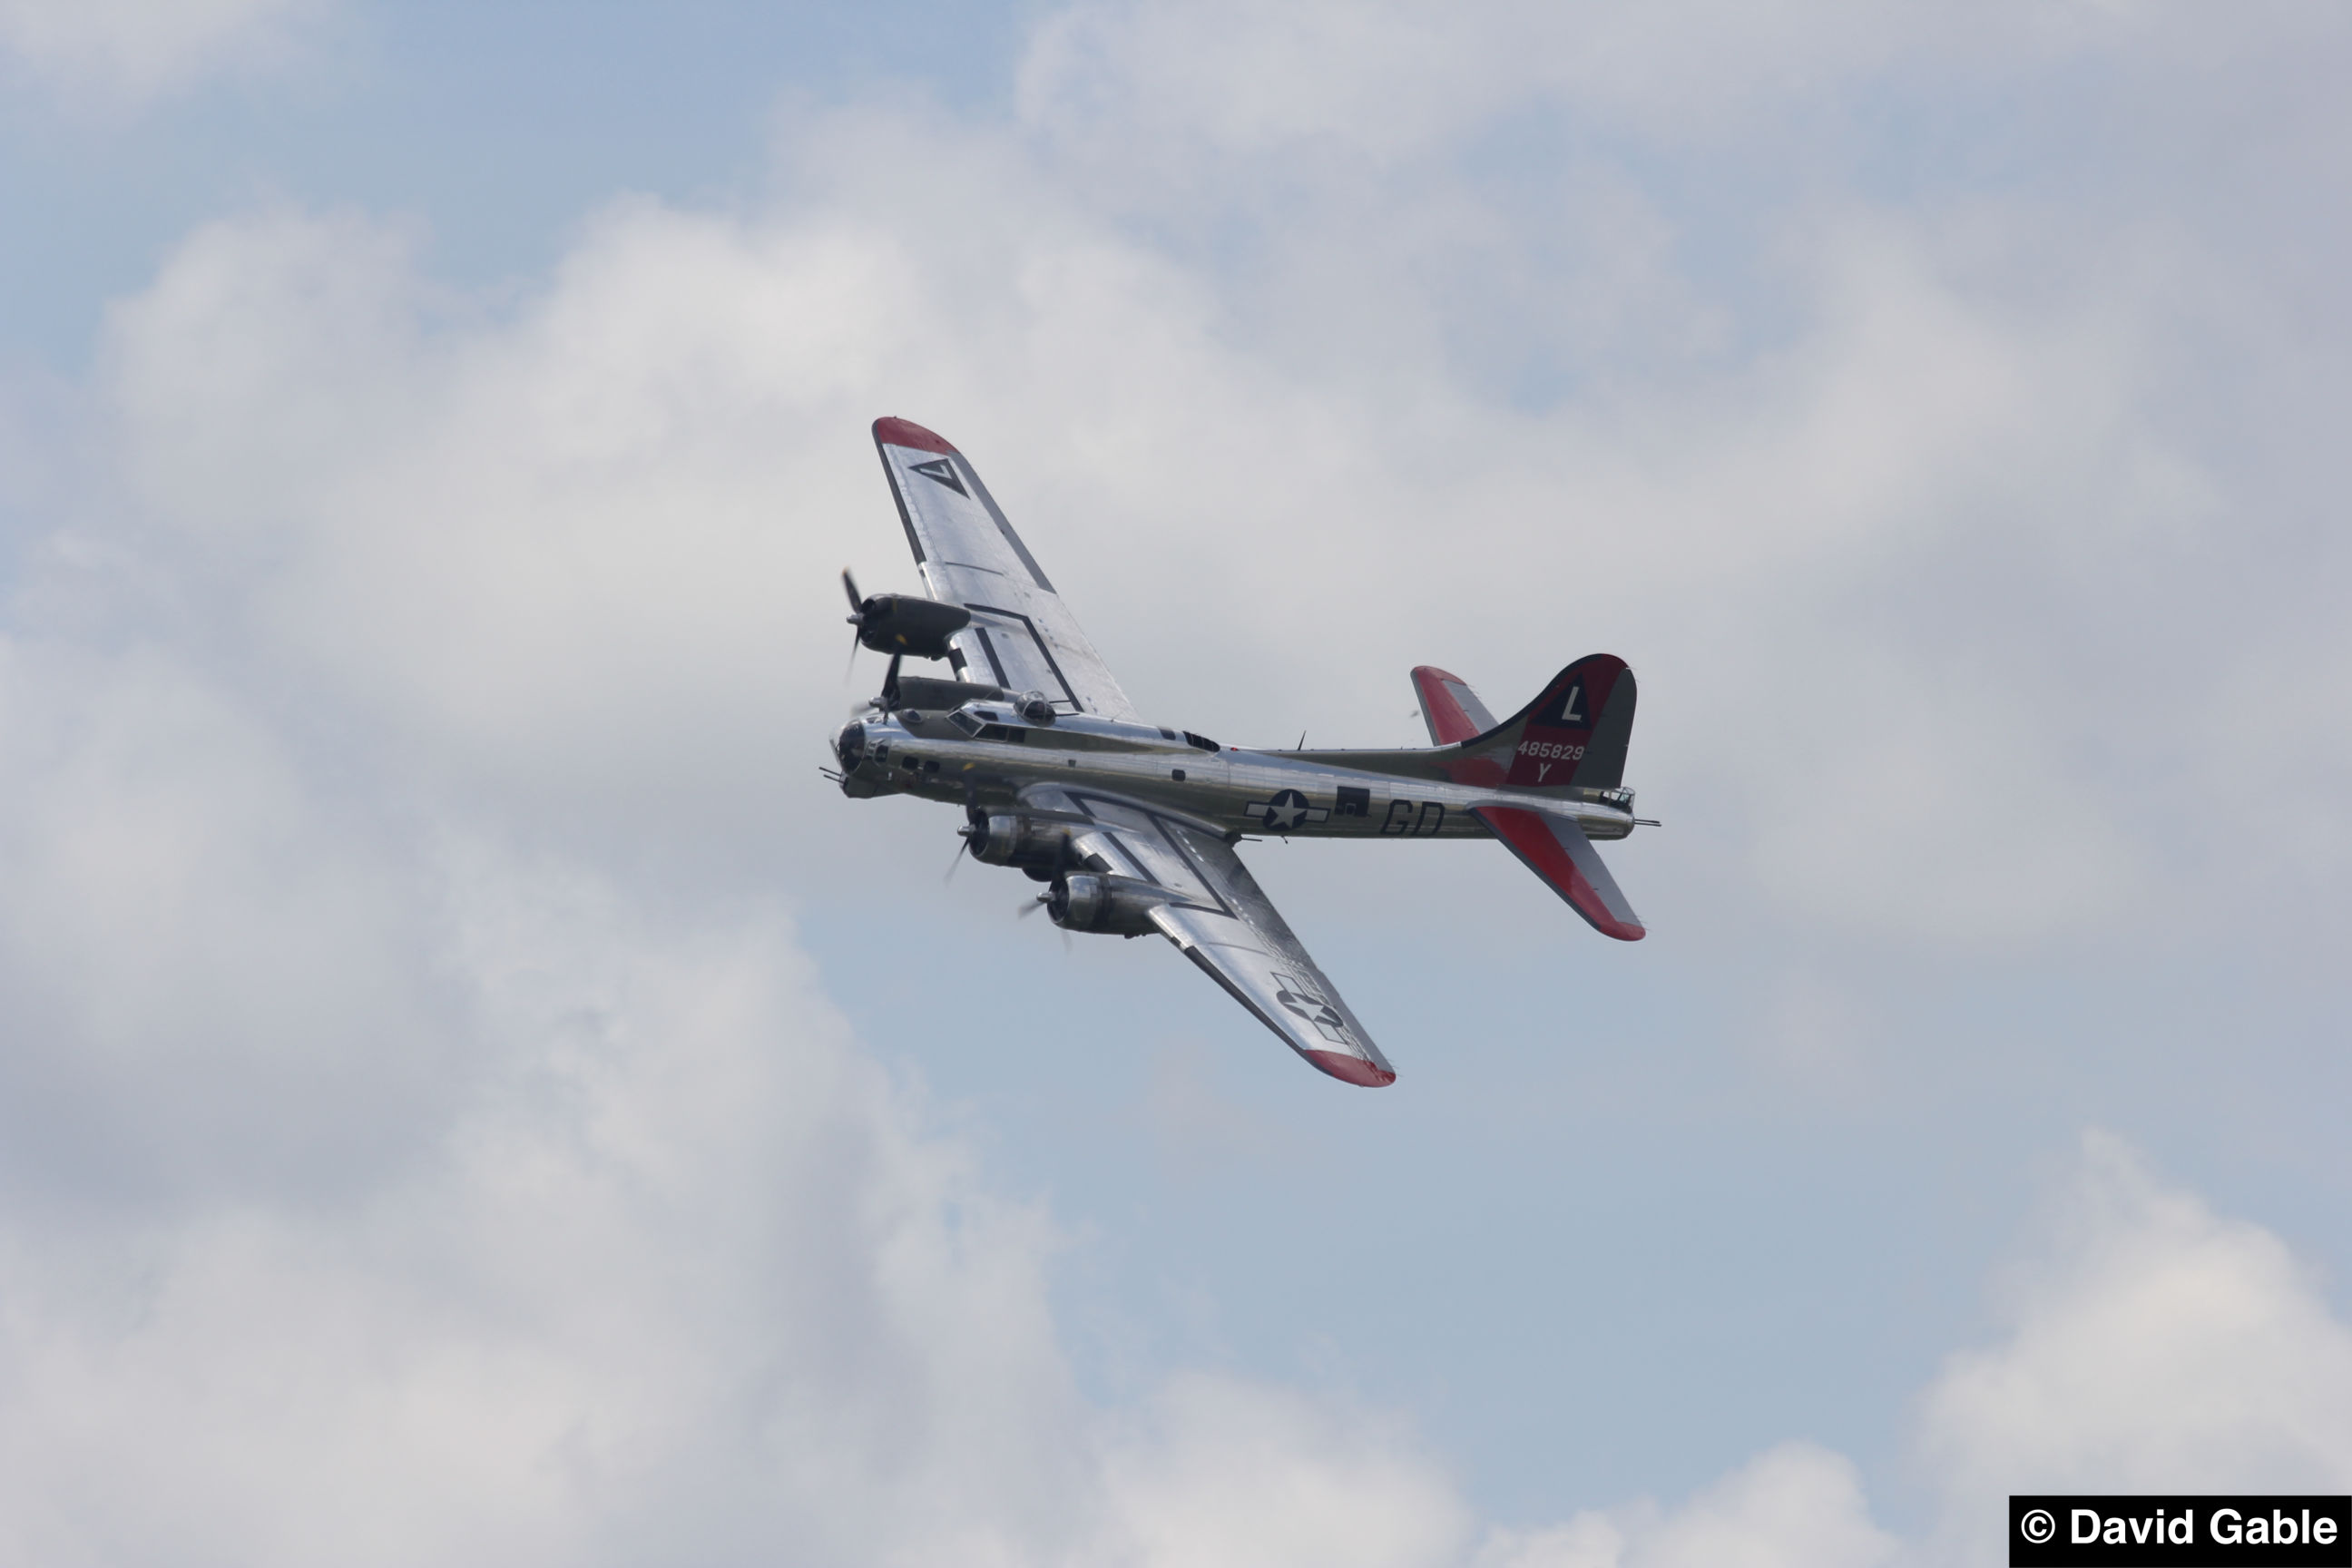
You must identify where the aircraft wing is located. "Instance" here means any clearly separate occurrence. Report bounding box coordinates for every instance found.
[872,417,1140,722]
[1021,785,1397,1087]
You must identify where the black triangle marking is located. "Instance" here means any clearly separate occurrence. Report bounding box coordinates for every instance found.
[909,457,967,496]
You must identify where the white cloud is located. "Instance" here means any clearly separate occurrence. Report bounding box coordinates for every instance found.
[1018,1,2056,178]
[0,843,1093,1565]
[1916,1132,2352,1562]
[0,638,456,1202]
[1098,1375,1473,1568]
[1478,1444,1894,1568]
[0,0,316,103]
[1469,1135,2352,1568]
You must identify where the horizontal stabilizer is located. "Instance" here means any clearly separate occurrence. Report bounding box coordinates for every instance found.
[1412,666,1496,746]
[1474,807,1644,941]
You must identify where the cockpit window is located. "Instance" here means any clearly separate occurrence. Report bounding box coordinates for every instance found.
[948,708,1029,743]
[1181,730,1220,752]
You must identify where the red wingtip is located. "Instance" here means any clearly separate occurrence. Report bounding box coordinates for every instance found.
[872,416,959,456]
[1306,1050,1396,1088]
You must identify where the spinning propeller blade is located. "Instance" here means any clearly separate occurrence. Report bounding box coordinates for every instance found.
[842,568,866,680]
[946,791,982,885]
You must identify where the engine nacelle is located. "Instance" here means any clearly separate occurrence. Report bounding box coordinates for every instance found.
[1046,873,1168,936]
[969,814,1074,869]
[854,593,972,659]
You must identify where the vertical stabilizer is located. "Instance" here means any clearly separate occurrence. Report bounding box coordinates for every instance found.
[1492,655,1635,791]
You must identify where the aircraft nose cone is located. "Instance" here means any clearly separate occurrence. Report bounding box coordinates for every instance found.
[1304,1050,1396,1088]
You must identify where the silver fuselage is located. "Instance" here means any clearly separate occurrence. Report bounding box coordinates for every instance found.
[832,700,1636,842]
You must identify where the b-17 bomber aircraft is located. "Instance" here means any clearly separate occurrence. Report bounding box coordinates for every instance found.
[827,416,1652,1087]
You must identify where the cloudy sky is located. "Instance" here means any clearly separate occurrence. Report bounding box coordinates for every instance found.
[2,2,2348,1563]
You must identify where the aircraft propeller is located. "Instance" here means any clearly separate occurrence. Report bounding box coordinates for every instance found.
[1014,887,1072,951]
[841,568,868,680]
[946,791,987,882]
